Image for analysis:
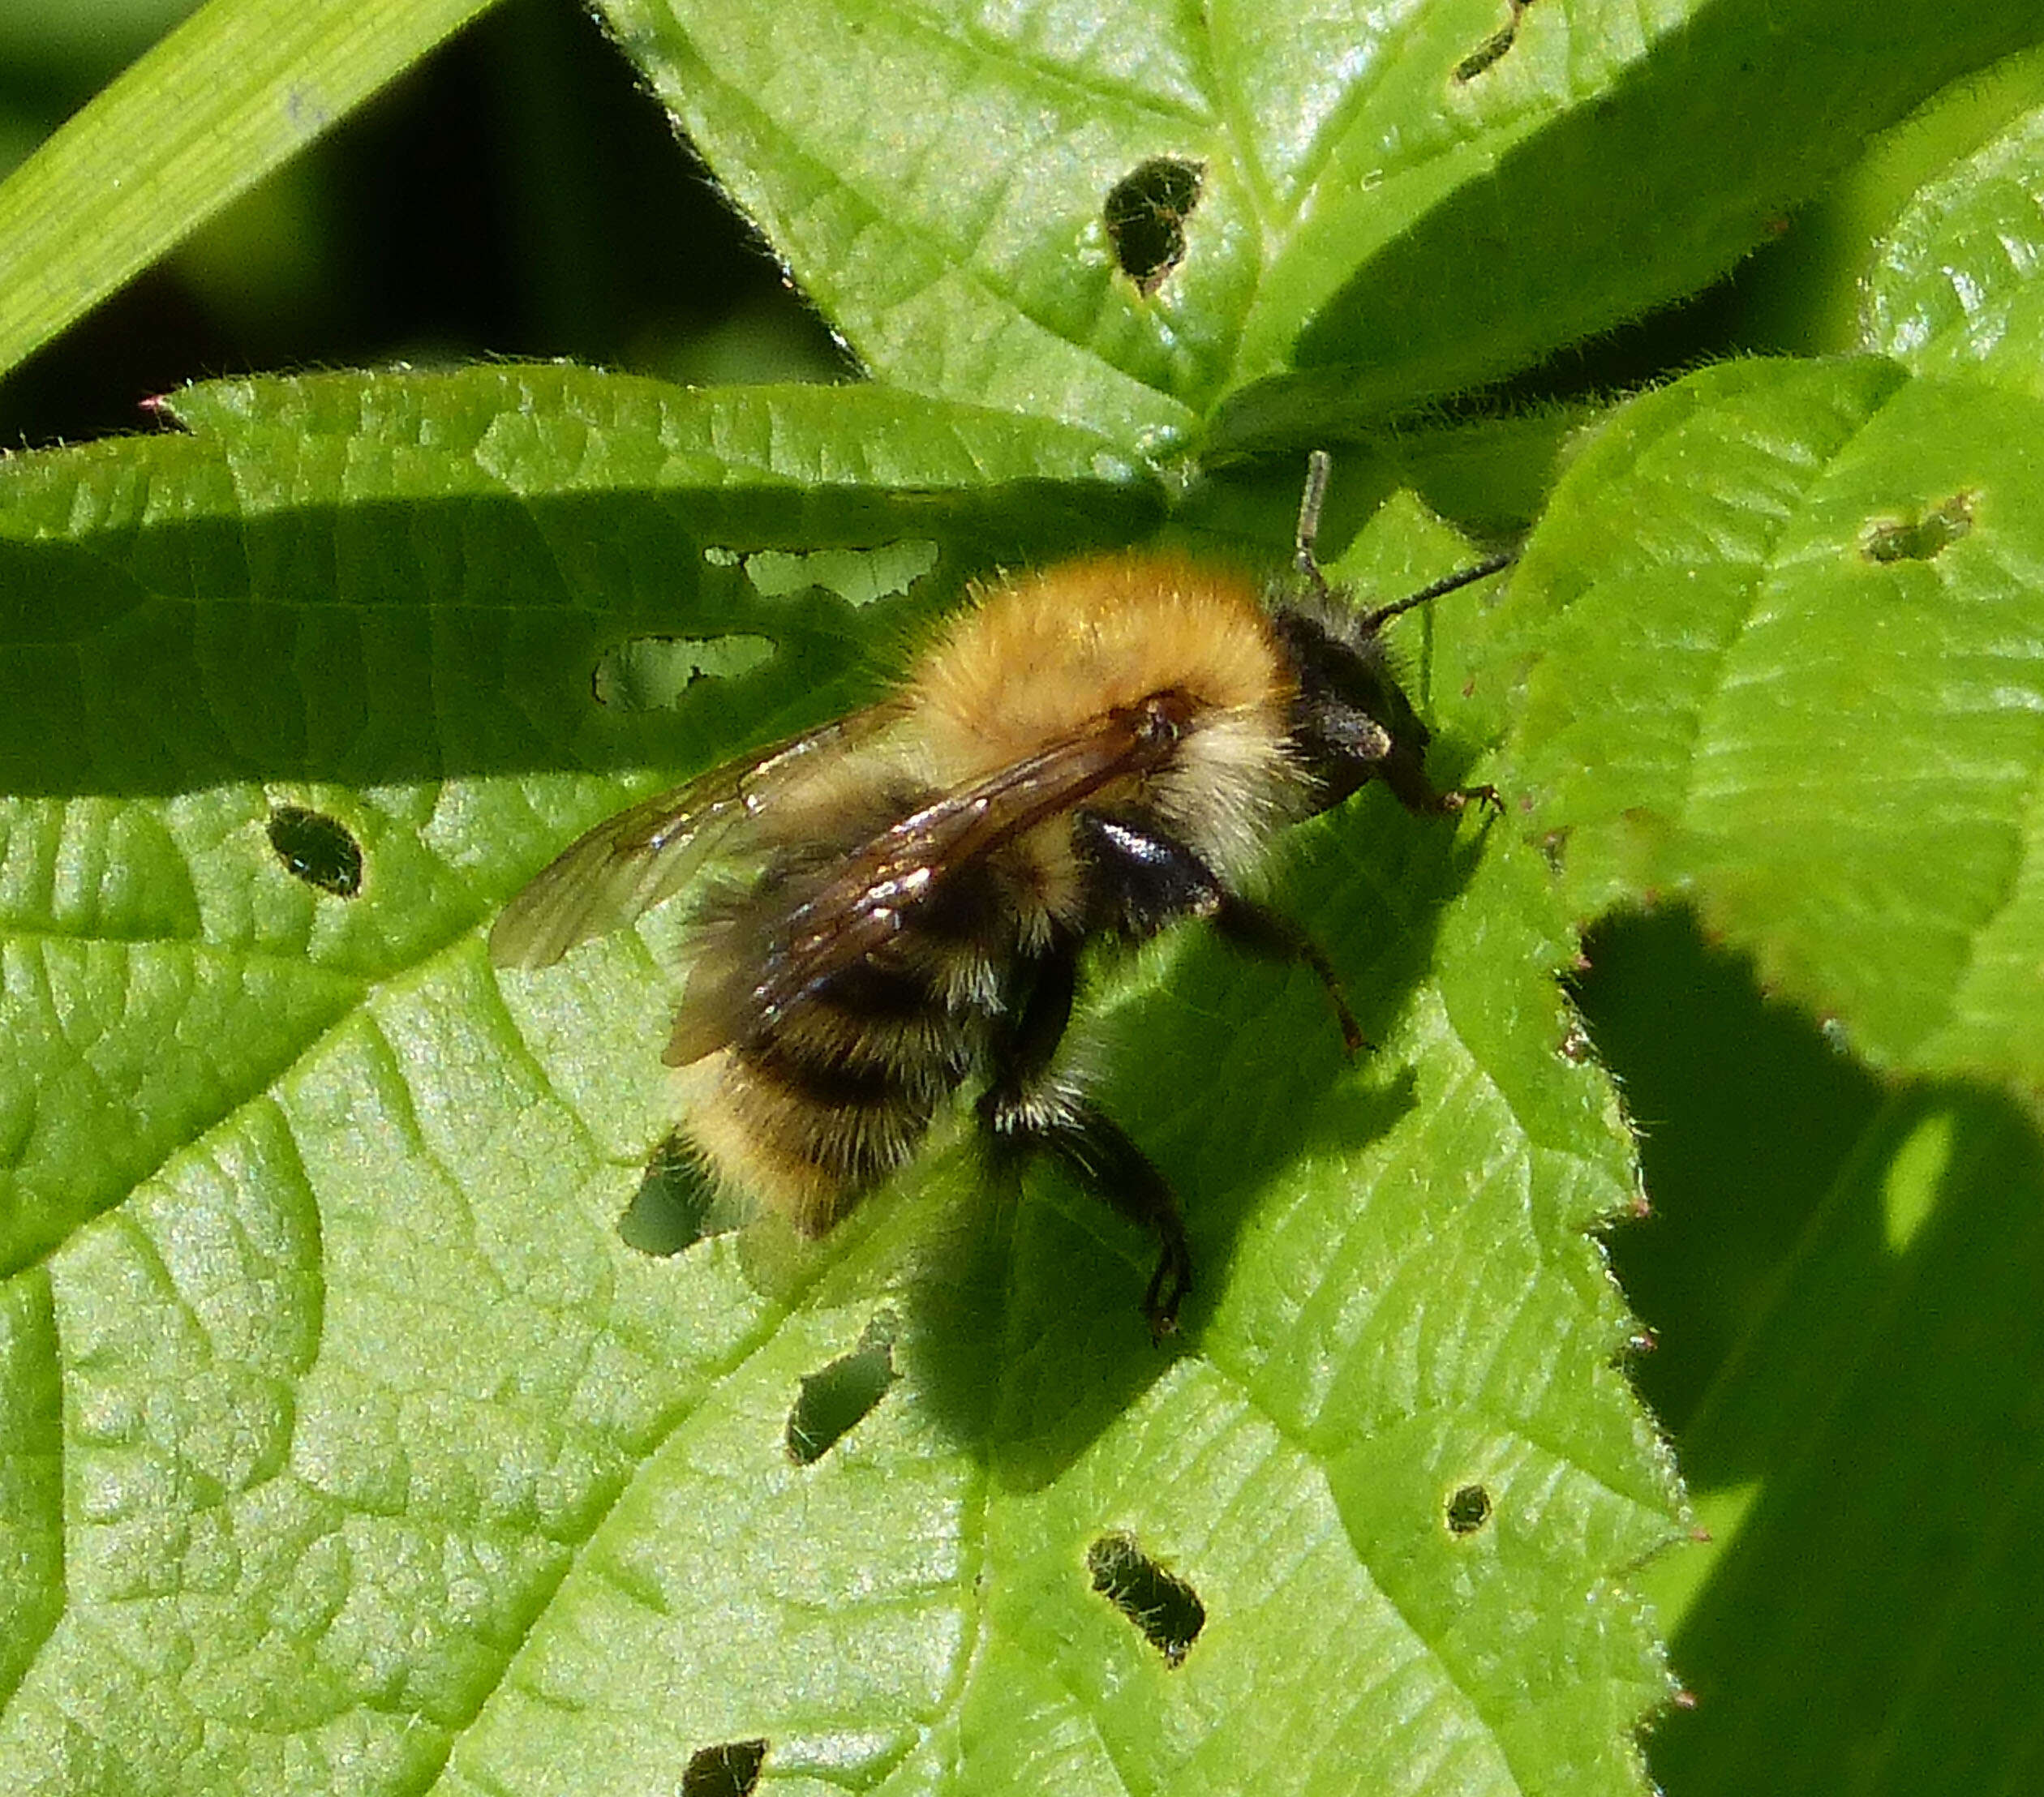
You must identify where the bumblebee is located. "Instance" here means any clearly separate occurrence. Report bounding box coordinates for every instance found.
[491,456,1508,1334]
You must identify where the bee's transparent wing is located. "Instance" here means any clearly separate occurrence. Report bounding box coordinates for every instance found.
[488,702,907,971]
[742,703,1175,1029]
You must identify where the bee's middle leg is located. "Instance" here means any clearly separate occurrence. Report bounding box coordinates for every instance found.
[980,943,1192,1338]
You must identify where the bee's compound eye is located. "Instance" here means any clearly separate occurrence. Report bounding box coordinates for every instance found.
[681,1738,767,1797]
[267,805,363,898]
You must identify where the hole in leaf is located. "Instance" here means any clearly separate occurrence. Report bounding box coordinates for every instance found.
[787,1314,900,1465]
[1104,157,1204,296]
[1446,1483,1493,1534]
[1454,0,1532,80]
[619,1137,725,1255]
[1862,491,1973,564]
[681,1738,768,1797]
[267,805,363,898]
[1087,1532,1205,1667]
[592,633,775,710]
[734,539,939,607]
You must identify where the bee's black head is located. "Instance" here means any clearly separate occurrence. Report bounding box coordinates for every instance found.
[1274,452,1512,819]
[1270,602,1435,814]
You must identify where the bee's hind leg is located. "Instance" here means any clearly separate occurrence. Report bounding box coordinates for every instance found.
[980,946,1192,1340]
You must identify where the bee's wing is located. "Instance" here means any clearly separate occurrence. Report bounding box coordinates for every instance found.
[488,701,908,971]
[744,702,1178,1031]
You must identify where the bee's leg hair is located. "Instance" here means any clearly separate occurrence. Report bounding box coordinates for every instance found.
[979,941,1191,1339]
[981,943,1079,1109]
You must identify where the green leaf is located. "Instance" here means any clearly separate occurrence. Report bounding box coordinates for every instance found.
[592,0,2044,449]
[1712,40,2044,357]
[1492,353,2044,1091]
[0,0,498,380]
[0,368,1676,1794]
[0,367,1153,1264]
[1865,83,2044,392]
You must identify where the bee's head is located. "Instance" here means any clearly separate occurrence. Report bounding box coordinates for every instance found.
[1271,451,1514,818]
[1269,601,1434,814]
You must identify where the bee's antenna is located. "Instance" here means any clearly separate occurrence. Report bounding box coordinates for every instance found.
[1357,553,1515,633]
[1294,448,1335,602]
[1297,448,1514,627]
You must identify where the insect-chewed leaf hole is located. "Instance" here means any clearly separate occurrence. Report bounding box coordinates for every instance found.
[728,538,940,608]
[592,633,775,710]
[1453,0,1532,79]
[1103,157,1204,295]
[267,805,363,898]
[785,1313,900,1465]
[1086,1532,1205,1668]
[618,1137,725,1256]
[1445,1483,1493,1535]
[1861,491,1974,564]
[681,1737,768,1797]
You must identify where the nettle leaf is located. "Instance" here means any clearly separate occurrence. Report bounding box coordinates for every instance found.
[1865,84,2044,392]
[1491,342,2044,1090]
[594,0,2043,449]
[0,367,1677,1795]
[1449,84,2044,1797]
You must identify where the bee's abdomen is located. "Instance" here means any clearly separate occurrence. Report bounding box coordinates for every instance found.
[681,940,995,1236]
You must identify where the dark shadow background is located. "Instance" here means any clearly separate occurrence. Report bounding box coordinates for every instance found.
[0,0,850,452]
[1576,909,2044,1797]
